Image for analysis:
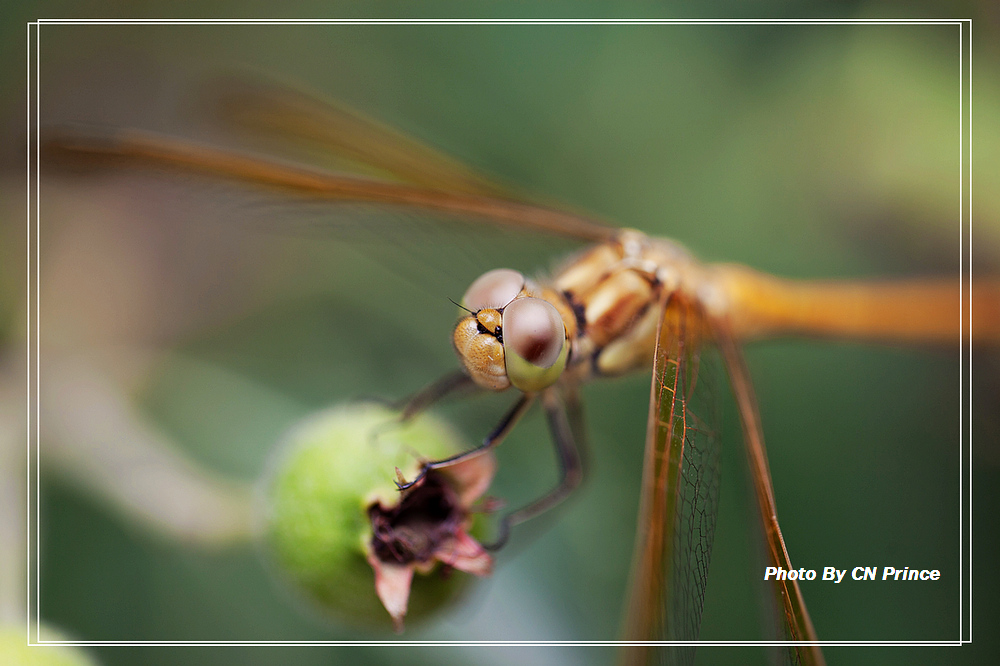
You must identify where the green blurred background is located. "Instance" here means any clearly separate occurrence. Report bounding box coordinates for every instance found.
[2,3,998,665]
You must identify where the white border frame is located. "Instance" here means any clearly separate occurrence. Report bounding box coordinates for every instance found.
[24,16,974,650]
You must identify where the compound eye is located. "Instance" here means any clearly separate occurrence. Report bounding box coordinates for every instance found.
[462,269,524,311]
[503,297,569,392]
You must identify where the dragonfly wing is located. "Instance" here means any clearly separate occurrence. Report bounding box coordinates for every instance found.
[620,293,721,666]
[711,317,826,666]
[44,75,616,243]
[204,75,510,197]
[44,127,613,243]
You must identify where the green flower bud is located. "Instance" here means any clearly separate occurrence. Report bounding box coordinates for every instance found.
[261,402,495,631]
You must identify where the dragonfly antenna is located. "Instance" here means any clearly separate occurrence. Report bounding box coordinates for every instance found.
[449,297,473,314]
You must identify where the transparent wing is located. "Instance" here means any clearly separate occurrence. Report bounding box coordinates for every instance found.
[620,293,721,666]
[44,128,611,242]
[711,317,826,666]
[43,76,615,244]
[204,75,509,197]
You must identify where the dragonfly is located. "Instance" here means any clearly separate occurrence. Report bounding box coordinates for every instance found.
[44,77,1000,665]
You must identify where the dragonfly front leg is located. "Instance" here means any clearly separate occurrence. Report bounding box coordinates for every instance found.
[395,370,478,420]
[486,386,585,550]
[394,392,536,491]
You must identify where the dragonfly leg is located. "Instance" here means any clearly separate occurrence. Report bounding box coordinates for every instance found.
[395,392,535,491]
[485,386,585,550]
[395,370,478,420]
[563,383,591,478]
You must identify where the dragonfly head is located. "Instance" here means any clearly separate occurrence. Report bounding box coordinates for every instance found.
[453,269,569,393]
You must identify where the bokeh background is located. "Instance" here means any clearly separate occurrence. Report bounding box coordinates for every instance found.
[2,3,999,666]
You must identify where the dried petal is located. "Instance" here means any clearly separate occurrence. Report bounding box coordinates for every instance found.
[440,451,498,508]
[365,465,495,629]
[366,552,415,633]
[436,529,493,576]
